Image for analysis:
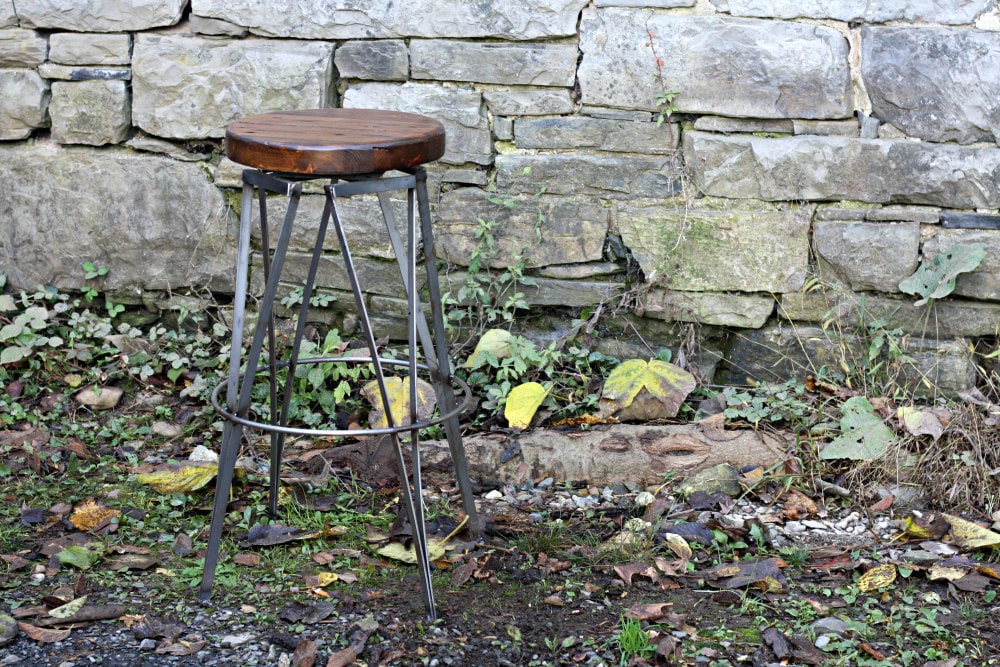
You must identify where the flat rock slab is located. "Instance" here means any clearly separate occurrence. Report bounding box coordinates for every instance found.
[423,423,788,487]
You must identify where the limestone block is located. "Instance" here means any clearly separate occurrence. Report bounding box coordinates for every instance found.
[684,131,1000,209]
[38,65,130,81]
[792,120,859,137]
[493,117,514,140]
[436,188,609,268]
[617,198,811,293]
[50,80,130,146]
[335,41,408,81]
[863,27,1000,145]
[496,153,681,198]
[0,143,234,292]
[411,40,577,86]
[693,116,793,134]
[814,221,919,293]
[0,29,47,67]
[866,206,941,224]
[579,9,851,119]
[18,0,186,31]
[483,89,574,116]
[440,271,622,308]
[922,229,1000,302]
[342,82,491,165]
[0,70,49,140]
[252,252,415,298]
[515,117,677,153]
[640,289,775,328]
[49,33,130,65]
[189,15,248,37]
[780,291,1000,337]
[132,35,334,140]
[581,107,653,122]
[718,0,991,23]
[191,0,589,39]
[0,1,13,28]
[248,192,410,260]
[597,0,694,5]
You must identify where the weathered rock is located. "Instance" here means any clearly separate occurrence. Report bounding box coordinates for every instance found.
[0,2,13,28]
[640,289,775,328]
[717,0,991,24]
[496,153,681,198]
[792,119,859,137]
[191,0,589,39]
[422,425,787,487]
[335,40,408,81]
[132,35,334,139]
[50,81,130,146]
[343,82,491,165]
[75,385,124,410]
[437,188,609,268]
[411,40,577,86]
[617,198,811,293]
[780,291,1000,338]
[693,116,793,134]
[439,270,622,309]
[718,324,860,385]
[0,69,49,140]
[251,252,416,298]
[579,9,851,119]
[581,107,653,122]
[49,33,131,65]
[866,206,941,223]
[515,116,677,153]
[19,0,186,31]
[676,463,742,498]
[0,29,47,67]
[941,212,1000,229]
[483,89,574,116]
[189,15,248,37]
[685,131,1000,208]
[863,27,1000,145]
[814,222,919,293]
[0,143,234,292]
[922,229,1000,302]
[598,0,694,5]
[37,65,131,81]
[537,262,623,280]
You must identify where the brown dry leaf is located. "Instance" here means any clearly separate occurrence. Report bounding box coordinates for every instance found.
[625,602,673,622]
[69,498,120,532]
[857,563,897,592]
[869,494,894,512]
[704,558,788,593]
[233,553,260,567]
[1,554,30,570]
[155,637,207,656]
[450,558,478,587]
[976,563,1000,580]
[542,595,564,607]
[291,638,318,667]
[18,622,70,643]
[781,488,818,519]
[107,553,159,571]
[661,532,692,560]
[614,562,659,586]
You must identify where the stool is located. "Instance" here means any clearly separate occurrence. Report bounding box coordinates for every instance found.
[198,109,481,621]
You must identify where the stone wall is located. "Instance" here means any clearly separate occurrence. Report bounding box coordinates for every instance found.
[2,0,999,393]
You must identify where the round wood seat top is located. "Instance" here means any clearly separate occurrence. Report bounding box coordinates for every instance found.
[226,108,446,177]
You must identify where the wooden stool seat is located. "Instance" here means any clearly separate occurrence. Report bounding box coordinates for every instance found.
[226,108,446,176]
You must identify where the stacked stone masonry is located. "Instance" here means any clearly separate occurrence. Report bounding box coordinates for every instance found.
[2,0,1000,395]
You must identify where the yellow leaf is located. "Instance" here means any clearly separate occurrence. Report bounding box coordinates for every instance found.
[316,572,339,587]
[69,498,120,532]
[661,532,692,560]
[598,358,696,420]
[47,596,87,619]
[463,329,514,369]
[857,563,896,592]
[928,563,971,582]
[136,462,218,494]
[943,513,1000,550]
[504,382,548,430]
[361,376,436,430]
[377,540,447,564]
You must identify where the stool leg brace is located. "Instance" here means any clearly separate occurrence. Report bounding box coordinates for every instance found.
[199,167,480,621]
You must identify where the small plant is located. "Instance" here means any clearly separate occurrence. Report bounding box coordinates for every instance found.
[721,378,813,427]
[615,614,655,665]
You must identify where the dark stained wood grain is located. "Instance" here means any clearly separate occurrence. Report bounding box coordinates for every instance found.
[226,108,446,176]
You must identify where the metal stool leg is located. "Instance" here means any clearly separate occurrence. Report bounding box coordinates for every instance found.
[200,171,303,602]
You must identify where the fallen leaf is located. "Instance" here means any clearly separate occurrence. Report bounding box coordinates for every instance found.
[136,462,218,494]
[821,396,895,460]
[244,524,325,547]
[900,514,949,541]
[74,385,123,410]
[292,638,318,667]
[504,382,548,430]
[107,553,159,571]
[18,622,70,643]
[69,498,120,532]
[46,596,87,619]
[943,513,1000,550]
[598,358,696,421]
[232,553,260,567]
[625,602,673,622]
[857,563,896,592]
[661,532,692,560]
[463,329,513,370]
[0,612,16,647]
[898,241,987,306]
[56,544,104,570]
[897,405,946,440]
[614,562,659,586]
[361,376,436,429]
[155,637,207,656]
[542,595,563,607]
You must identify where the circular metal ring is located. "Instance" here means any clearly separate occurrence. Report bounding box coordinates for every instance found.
[211,355,473,438]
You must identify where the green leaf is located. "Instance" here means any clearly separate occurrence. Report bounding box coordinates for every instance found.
[463,329,514,370]
[0,345,27,364]
[598,359,696,421]
[56,544,104,570]
[899,242,987,306]
[504,382,549,430]
[820,396,895,460]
